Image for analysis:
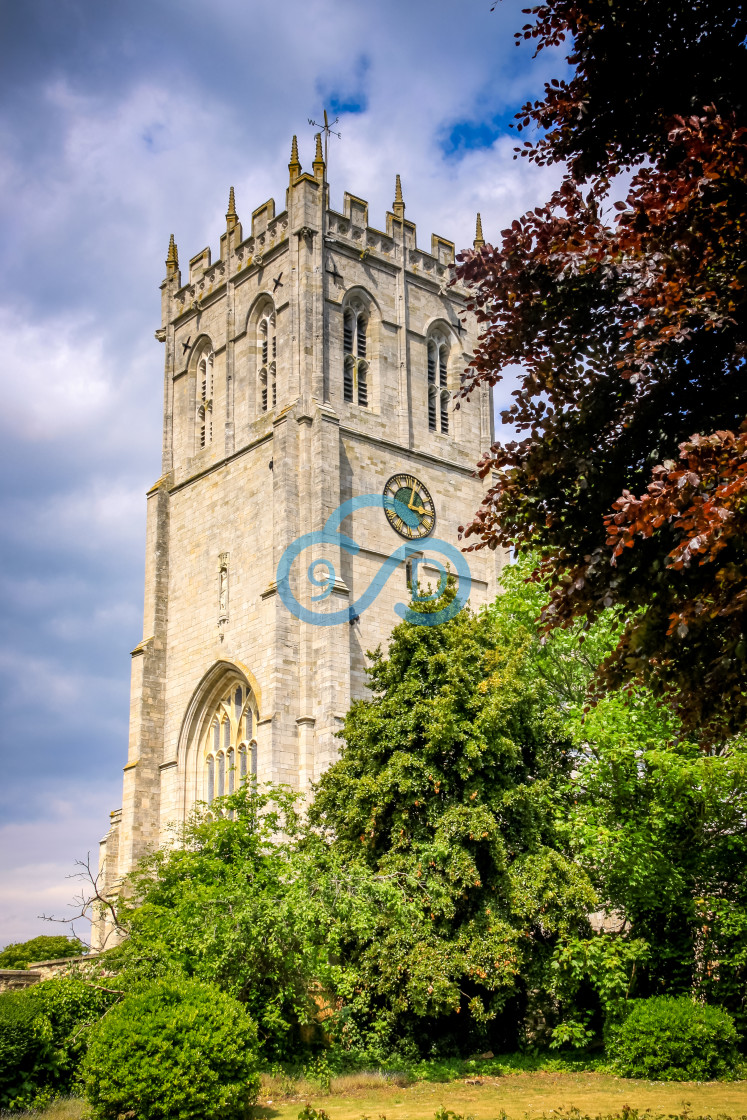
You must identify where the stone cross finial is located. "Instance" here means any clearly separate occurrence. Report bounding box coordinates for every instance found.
[166,233,179,277]
[226,186,238,231]
[288,134,301,182]
[473,212,485,249]
[393,174,405,220]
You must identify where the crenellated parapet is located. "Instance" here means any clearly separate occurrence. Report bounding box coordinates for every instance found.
[162,136,469,326]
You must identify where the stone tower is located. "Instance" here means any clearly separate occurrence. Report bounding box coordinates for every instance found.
[95,139,501,943]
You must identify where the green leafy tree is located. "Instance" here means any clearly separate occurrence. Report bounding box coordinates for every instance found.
[26,976,120,1093]
[0,994,55,1111]
[0,976,120,1109]
[0,936,86,969]
[308,600,596,1056]
[455,0,747,738]
[566,692,747,1032]
[107,781,410,1060]
[484,555,747,1042]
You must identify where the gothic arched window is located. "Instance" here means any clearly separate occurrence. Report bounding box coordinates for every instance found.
[227,747,235,794]
[196,350,214,449]
[206,755,215,803]
[343,303,368,407]
[258,306,277,413]
[203,678,258,803]
[427,334,449,434]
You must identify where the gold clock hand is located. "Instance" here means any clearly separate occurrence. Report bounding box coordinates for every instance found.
[407,487,418,511]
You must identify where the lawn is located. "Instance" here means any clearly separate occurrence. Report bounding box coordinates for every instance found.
[254,1070,747,1120]
[27,1070,747,1120]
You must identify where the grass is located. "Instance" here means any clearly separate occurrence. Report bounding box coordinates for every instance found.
[11,1070,747,1120]
[4,1100,84,1120]
[253,1069,747,1120]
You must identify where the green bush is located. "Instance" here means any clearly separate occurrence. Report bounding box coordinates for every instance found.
[609,996,739,1081]
[0,992,55,1110]
[0,976,117,1109]
[0,936,87,969]
[27,976,119,1088]
[82,978,261,1120]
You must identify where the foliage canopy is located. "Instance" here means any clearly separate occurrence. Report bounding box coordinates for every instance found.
[456,0,747,738]
[0,936,87,969]
[308,600,596,1055]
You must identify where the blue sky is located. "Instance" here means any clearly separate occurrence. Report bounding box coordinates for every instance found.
[0,0,565,944]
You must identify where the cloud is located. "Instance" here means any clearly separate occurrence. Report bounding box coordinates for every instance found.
[0,0,570,940]
[0,788,120,947]
[0,308,112,441]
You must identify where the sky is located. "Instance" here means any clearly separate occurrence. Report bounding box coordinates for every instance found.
[0,0,567,946]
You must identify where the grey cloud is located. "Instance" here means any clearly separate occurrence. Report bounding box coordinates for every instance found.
[0,0,561,941]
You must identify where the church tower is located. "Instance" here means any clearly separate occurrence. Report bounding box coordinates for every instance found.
[95,139,501,942]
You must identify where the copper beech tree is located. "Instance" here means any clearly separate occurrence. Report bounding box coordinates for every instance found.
[455,0,747,739]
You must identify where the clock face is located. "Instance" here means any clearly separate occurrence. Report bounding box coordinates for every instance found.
[383,473,436,540]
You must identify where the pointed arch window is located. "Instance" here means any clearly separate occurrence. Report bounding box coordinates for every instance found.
[227,748,235,794]
[427,334,450,434]
[258,306,277,413]
[343,303,369,407]
[203,678,258,804]
[196,350,214,449]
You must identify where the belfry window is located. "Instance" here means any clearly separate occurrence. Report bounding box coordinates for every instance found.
[427,335,449,434]
[203,679,258,803]
[343,304,369,407]
[258,308,277,413]
[196,350,214,449]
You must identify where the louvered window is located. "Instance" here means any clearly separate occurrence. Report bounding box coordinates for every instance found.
[427,342,437,431]
[258,307,277,413]
[427,335,450,435]
[439,347,449,434]
[196,350,214,450]
[343,304,369,407]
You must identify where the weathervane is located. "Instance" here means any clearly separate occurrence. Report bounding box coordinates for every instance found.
[308,109,341,175]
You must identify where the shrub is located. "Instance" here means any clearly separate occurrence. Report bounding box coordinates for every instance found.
[609,996,739,1081]
[82,978,261,1120]
[27,976,120,1088]
[0,936,87,969]
[0,992,55,1110]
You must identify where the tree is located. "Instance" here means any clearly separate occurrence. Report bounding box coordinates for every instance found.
[487,555,747,1042]
[0,936,87,969]
[105,782,412,1061]
[308,600,596,1056]
[565,689,747,1033]
[455,0,747,738]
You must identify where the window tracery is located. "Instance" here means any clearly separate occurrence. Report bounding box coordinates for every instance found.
[202,680,258,803]
[343,303,369,407]
[427,333,449,434]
